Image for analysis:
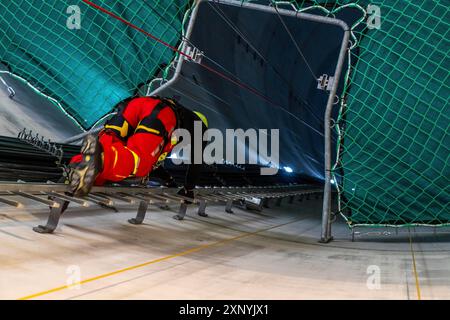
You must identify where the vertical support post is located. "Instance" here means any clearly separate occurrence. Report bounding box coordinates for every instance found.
[225,199,234,213]
[197,199,208,217]
[33,198,69,234]
[174,202,188,220]
[128,200,148,225]
[320,28,350,243]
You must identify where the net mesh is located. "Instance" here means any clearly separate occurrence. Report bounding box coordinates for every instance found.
[281,0,449,227]
[0,0,449,227]
[0,0,190,129]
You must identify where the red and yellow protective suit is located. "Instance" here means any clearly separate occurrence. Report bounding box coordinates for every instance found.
[71,97,179,186]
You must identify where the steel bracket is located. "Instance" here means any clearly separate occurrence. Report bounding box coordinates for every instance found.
[183,44,204,64]
[174,202,188,220]
[33,198,69,234]
[128,200,149,225]
[225,199,234,214]
[197,199,208,217]
[317,74,335,91]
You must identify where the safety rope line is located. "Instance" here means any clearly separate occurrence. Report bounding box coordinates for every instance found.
[171,71,326,161]
[81,0,192,60]
[82,0,275,106]
[82,0,326,138]
[197,43,327,138]
[173,74,317,151]
[271,1,318,80]
[82,1,285,111]
[173,72,332,165]
[90,2,278,137]
[208,0,325,128]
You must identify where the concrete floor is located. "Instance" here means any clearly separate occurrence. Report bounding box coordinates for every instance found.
[0,196,449,300]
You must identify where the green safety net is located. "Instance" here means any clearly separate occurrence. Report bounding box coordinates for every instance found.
[0,0,449,227]
[0,0,190,129]
[283,0,449,227]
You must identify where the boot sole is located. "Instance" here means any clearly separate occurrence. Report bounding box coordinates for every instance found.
[68,135,100,197]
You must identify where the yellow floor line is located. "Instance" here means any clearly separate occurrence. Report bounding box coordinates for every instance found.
[18,218,300,300]
[408,228,422,300]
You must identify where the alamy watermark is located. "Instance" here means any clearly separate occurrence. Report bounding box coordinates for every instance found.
[366,265,381,290]
[66,5,81,30]
[66,265,82,290]
[367,5,381,30]
[171,121,280,175]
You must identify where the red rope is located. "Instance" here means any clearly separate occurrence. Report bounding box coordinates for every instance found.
[81,0,282,108]
[81,0,193,60]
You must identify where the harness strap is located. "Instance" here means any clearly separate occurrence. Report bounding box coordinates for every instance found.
[134,101,172,145]
[103,97,138,139]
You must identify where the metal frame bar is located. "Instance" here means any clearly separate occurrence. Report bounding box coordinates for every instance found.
[320,26,350,243]
[128,200,148,225]
[187,0,349,242]
[59,0,204,145]
[58,0,349,242]
[33,198,69,234]
[214,0,350,242]
[0,182,322,233]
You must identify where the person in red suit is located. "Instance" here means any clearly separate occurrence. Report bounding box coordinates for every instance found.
[68,96,208,199]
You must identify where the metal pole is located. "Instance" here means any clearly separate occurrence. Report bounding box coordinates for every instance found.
[60,0,350,243]
[320,28,350,243]
[61,0,349,145]
[148,0,202,97]
[219,0,351,242]
[219,0,350,30]
[61,127,102,144]
[209,0,351,242]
